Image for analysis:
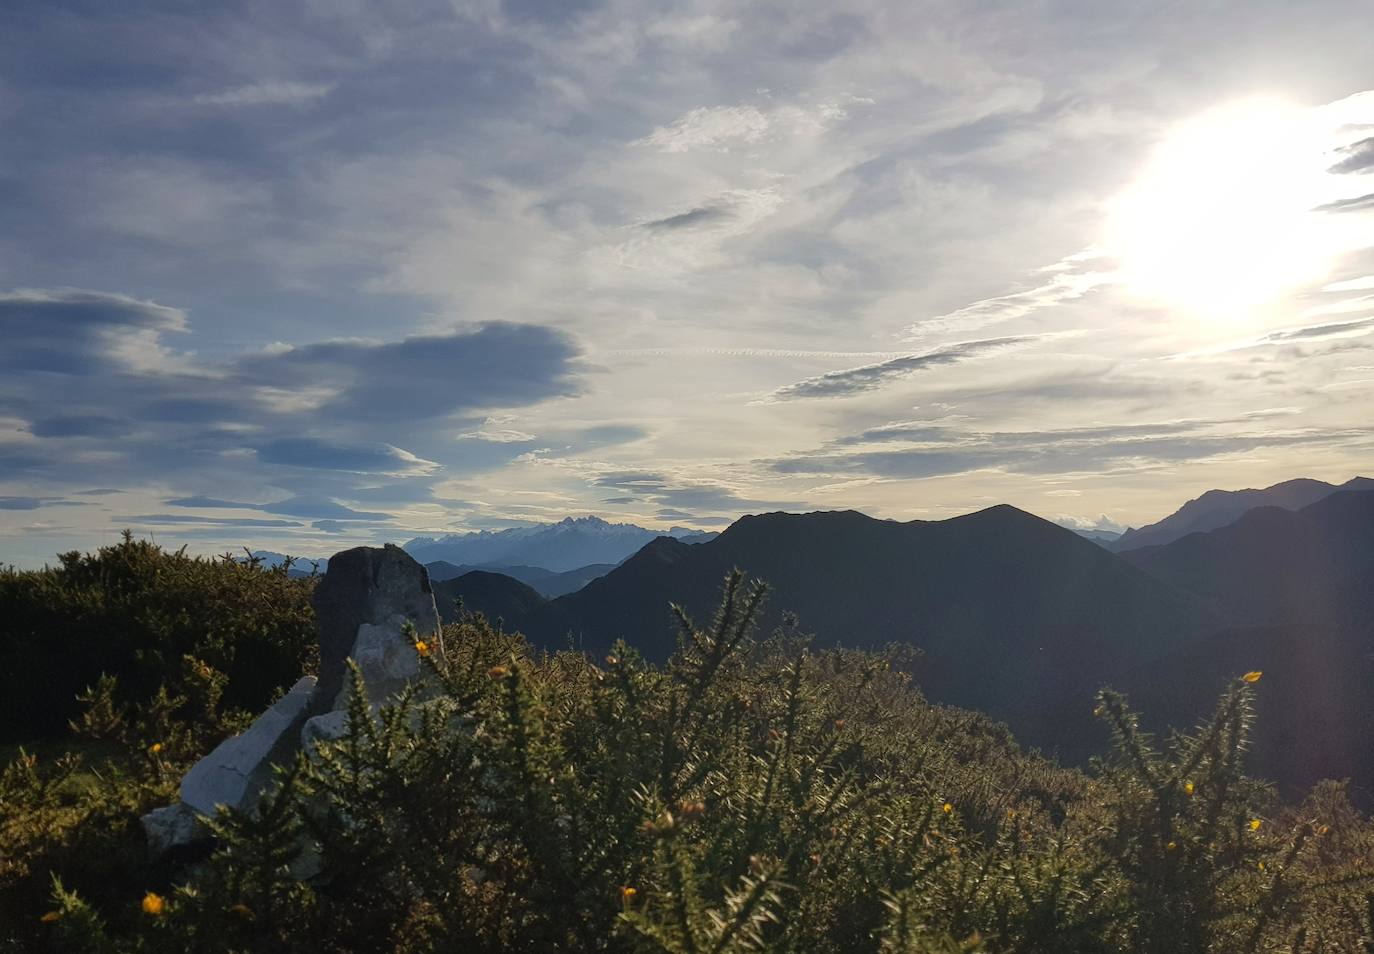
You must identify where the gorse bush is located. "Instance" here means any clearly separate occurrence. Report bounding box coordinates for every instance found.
[7,569,1374,952]
[0,532,317,740]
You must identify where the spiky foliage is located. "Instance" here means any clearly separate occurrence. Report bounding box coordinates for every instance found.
[7,571,1374,953]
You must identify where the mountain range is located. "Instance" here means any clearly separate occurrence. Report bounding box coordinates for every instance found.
[403,516,716,572]
[443,485,1374,802]
[1108,475,1374,551]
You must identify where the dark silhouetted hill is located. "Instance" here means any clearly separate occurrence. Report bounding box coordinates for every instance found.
[518,507,1223,753]
[425,560,615,596]
[433,571,547,625]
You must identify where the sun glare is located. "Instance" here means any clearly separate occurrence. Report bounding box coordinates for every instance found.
[1105,98,1348,319]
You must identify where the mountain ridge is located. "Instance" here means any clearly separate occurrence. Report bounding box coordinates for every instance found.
[1110,475,1373,551]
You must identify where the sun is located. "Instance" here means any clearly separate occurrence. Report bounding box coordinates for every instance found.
[1104,97,1344,319]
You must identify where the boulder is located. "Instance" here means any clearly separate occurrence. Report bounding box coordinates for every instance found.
[309,544,442,716]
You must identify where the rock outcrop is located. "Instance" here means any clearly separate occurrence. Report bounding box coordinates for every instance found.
[141,544,442,859]
[309,544,442,714]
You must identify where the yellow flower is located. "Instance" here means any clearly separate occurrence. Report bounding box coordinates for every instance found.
[1257,861,1266,872]
[148,742,163,755]
[414,639,429,657]
[943,802,953,814]
[141,892,165,916]
[1250,818,1262,831]
[1166,841,1177,852]
[40,911,62,924]
[487,665,509,679]
[1242,671,1263,683]
[1184,781,1195,796]
[1318,824,1331,836]
[620,885,637,903]
[229,903,255,920]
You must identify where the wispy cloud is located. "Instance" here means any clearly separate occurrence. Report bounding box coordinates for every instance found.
[771,416,1366,481]
[192,81,333,108]
[634,101,850,153]
[769,336,1045,400]
[906,254,1117,339]
[1328,136,1374,174]
[1258,316,1374,343]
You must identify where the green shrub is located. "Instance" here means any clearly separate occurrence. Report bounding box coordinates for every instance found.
[0,532,317,741]
[7,570,1373,952]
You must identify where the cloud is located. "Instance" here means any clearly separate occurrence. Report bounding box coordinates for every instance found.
[165,494,390,521]
[590,469,798,513]
[0,288,187,375]
[235,322,582,422]
[27,415,135,438]
[906,254,1116,339]
[1329,136,1374,174]
[165,496,251,509]
[1315,192,1374,213]
[457,417,538,443]
[1256,316,1374,344]
[192,81,333,107]
[126,515,304,528]
[634,100,851,153]
[254,438,440,476]
[0,497,45,510]
[635,105,771,152]
[771,417,1367,480]
[770,336,1043,400]
[0,290,584,517]
[1055,514,1128,533]
[640,206,736,231]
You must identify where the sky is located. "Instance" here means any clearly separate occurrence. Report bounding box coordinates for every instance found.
[2,0,1373,567]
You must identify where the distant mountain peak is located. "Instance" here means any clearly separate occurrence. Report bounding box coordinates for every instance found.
[1111,476,1372,552]
[403,516,718,573]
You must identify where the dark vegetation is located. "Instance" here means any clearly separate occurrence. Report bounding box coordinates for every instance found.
[0,532,317,742]
[4,539,1374,952]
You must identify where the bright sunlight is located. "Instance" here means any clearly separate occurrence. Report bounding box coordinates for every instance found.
[1105,96,1363,320]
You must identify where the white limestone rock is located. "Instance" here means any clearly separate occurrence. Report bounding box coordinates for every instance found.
[329,614,428,709]
[180,675,316,816]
